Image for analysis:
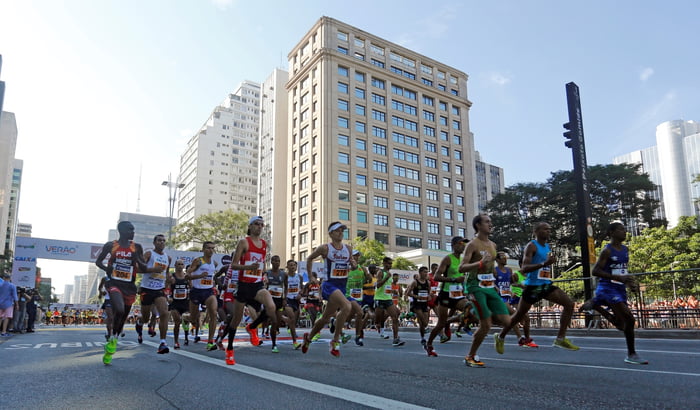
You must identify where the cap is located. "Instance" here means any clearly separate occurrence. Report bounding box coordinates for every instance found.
[328,222,347,233]
[249,216,264,225]
[352,249,361,256]
[451,236,468,246]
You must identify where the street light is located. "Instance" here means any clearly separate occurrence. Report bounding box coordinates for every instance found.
[162,173,185,243]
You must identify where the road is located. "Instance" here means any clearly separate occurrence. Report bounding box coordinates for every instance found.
[1,325,698,409]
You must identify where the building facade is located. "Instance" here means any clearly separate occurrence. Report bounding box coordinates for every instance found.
[475,152,504,212]
[258,69,289,257]
[5,159,22,256]
[177,81,261,232]
[285,17,478,261]
[0,111,17,258]
[17,222,31,237]
[107,212,176,250]
[613,119,700,227]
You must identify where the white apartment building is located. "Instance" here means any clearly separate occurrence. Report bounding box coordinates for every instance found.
[285,17,479,261]
[178,82,261,232]
[0,111,17,258]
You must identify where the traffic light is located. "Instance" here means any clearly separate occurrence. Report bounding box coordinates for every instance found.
[563,122,577,148]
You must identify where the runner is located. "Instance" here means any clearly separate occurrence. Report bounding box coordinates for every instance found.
[225,216,276,365]
[266,255,286,353]
[497,222,579,351]
[405,266,431,345]
[140,234,172,354]
[509,261,534,346]
[97,277,113,341]
[345,249,370,346]
[424,237,469,357]
[587,222,648,365]
[361,264,377,333]
[427,263,448,343]
[302,271,322,335]
[186,241,219,352]
[460,214,512,367]
[95,221,162,365]
[301,221,357,357]
[494,251,534,347]
[168,259,190,349]
[284,260,303,350]
[374,257,405,347]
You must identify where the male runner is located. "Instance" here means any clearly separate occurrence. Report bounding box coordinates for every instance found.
[497,222,579,351]
[494,251,534,347]
[95,221,162,364]
[168,259,190,349]
[345,249,370,346]
[140,234,172,354]
[284,260,303,350]
[460,214,512,367]
[266,255,286,353]
[97,277,113,341]
[374,257,405,347]
[405,266,431,345]
[302,271,322,331]
[186,241,219,351]
[509,261,534,346]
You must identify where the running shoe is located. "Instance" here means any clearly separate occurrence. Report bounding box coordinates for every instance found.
[148,324,156,337]
[553,338,579,351]
[216,340,225,350]
[293,342,302,350]
[445,326,452,339]
[225,348,235,365]
[439,334,450,343]
[341,333,352,344]
[206,342,218,351]
[217,323,226,340]
[355,337,364,346]
[425,345,438,357]
[105,336,118,354]
[246,324,261,346]
[420,338,426,347]
[102,351,113,365]
[465,327,474,336]
[392,338,405,347]
[624,354,648,365]
[174,342,181,350]
[184,338,189,346]
[329,317,336,334]
[455,331,463,338]
[380,332,390,340]
[135,321,143,344]
[157,343,170,354]
[330,340,340,357]
[194,335,201,344]
[519,337,539,348]
[302,333,311,354]
[494,334,505,354]
[271,345,280,353]
[311,333,321,342]
[465,355,485,367]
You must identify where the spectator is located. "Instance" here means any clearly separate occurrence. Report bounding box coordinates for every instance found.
[13,287,28,332]
[26,289,42,332]
[0,272,19,336]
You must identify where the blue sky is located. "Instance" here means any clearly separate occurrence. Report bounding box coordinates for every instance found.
[1,0,698,289]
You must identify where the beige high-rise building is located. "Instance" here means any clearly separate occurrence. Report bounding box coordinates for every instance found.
[285,17,478,261]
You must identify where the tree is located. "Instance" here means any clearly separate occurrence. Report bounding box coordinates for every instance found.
[350,237,386,266]
[392,256,417,271]
[170,209,249,254]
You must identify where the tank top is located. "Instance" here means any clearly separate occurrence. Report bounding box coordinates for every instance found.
[141,251,169,290]
[307,282,321,300]
[414,279,430,302]
[495,266,512,297]
[286,273,301,299]
[346,265,365,300]
[598,243,628,290]
[107,241,138,284]
[511,271,526,297]
[363,276,376,296]
[375,270,393,301]
[224,261,238,294]
[441,254,465,300]
[238,237,267,284]
[191,257,216,289]
[325,242,350,287]
[266,270,286,299]
[524,240,552,286]
[171,276,189,300]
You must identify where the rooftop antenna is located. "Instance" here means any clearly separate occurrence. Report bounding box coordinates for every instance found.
[136,163,142,213]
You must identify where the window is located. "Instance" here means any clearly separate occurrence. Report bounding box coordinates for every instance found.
[451,89,458,96]
[338,82,348,94]
[357,211,367,223]
[425,173,437,184]
[437,84,446,91]
[394,182,420,197]
[356,174,366,186]
[300,160,309,172]
[375,232,389,244]
[442,162,450,172]
[395,200,421,214]
[392,132,418,148]
[445,226,453,236]
[453,135,461,145]
[356,192,367,204]
[357,229,368,239]
[371,78,385,89]
[300,177,308,190]
[393,149,419,164]
[427,206,439,218]
[409,237,422,248]
[338,117,349,128]
[374,214,388,226]
[355,105,366,116]
[338,171,349,183]
[455,164,463,175]
[458,228,466,237]
[423,126,435,137]
[454,150,462,160]
[439,101,447,110]
[395,235,408,247]
[391,85,417,100]
[442,177,451,188]
[373,178,387,190]
[372,143,387,156]
[373,196,388,208]
[300,214,308,226]
[456,180,464,191]
[440,130,449,141]
[338,99,348,111]
[372,126,386,139]
[452,106,460,115]
[426,189,438,201]
[355,72,365,82]
[427,222,439,234]
[424,141,436,152]
[370,58,385,68]
[355,38,365,48]
[372,110,386,122]
[457,212,465,222]
[428,239,440,250]
[337,46,348,55]
[443,193,452,203]
[355,88,365,99]
[395,217,421,232]
[339,208,349,220]
[452,120,461,130]
[299,232,308,245]
[338,152,349,164]
[355,121,366,133]
[300,195,308,208]
[338,66,349,76]
[355,138,366,150]
[391,100,417,115]
[439,116,448,126]
[372,160,387,173]
[444,209,453,220]
[354,52,364,61]
[456,196,464,206]
[337,31,348,41]
[371,93,385,105]
[423,110,435,121]
[424,157,437,168]
[393,165,419,180]
[441,146,449,156]
[423,96,434,106]
[356,156,366,168]
[339,189,350,202]
[422,78,433,86]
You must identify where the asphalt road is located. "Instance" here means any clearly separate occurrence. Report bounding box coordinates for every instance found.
[1,325,698,409]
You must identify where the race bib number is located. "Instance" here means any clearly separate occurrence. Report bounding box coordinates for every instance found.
[227,282,238,292]
[350,288,362,299]
[499,286,512,297]
[449,285,464,299]
[288,285,299,294]
[173,288,188,300]
[112,264,133,282]
[611,268,628,285]
[200,278,213,287]
[478,273,495,288]
[430,286,440,295]
[417,290,429,302]
[331,265,349,279]
[538,266,552,280]
[309,290,319,298]
[151,262,168,279]
[269,286,284,298]
[243,269,263,280]
[384,285,393,295]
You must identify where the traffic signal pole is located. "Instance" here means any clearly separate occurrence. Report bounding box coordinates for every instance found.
[563,82,594,301]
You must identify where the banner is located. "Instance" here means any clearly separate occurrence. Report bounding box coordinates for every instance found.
[11,256,37,288]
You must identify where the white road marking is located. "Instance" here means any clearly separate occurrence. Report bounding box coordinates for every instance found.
[143,340,433,410]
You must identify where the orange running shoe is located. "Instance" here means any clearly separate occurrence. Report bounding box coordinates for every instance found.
[246,324,261,346]
[225,348,235,365]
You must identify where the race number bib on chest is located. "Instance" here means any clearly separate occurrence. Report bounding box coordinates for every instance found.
[417,290,429,302]
[269,286,284,298]
[611,267,628,285]
[112,264,133,282]
[331,263,349,279]
[449,284,464,299]
[478,273,495,288]
[538,266,552,280]
[173,288,188,300]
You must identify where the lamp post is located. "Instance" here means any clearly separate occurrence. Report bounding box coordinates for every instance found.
[162,173,185,243]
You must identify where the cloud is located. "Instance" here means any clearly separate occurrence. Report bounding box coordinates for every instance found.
[488,72,512,86]
[640,67,654,82]
[211,0,235,10]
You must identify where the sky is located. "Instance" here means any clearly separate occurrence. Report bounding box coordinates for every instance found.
[1,0,699,292]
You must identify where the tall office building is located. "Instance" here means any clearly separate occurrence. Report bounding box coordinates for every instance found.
[107,212,175,250]
[475,152,504,212]
[5,159,22,255]
[177,82,261,233]
[285,17,478,261]
[63,284,73,304]
[0,111,17,258]
[613,119,700,227]
[258,69,289,256]
[17,222,31,237]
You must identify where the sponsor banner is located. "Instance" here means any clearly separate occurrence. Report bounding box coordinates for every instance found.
[391,269,416,285]
[297,261,324,281]
[11,257,37,288]
[48,303,101,311]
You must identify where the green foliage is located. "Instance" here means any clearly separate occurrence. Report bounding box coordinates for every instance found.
[170,209,249,254]
[392,256,417,270]
[350,237,386,266]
